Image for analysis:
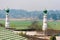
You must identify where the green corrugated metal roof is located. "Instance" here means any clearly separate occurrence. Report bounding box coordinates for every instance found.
[0,27,28,40]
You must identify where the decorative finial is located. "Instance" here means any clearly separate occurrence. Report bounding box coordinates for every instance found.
[5,8,9,13]
[43,9,47,14]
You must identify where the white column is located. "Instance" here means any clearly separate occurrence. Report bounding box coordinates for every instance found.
[5,13,9,28]
[42,14,47,31]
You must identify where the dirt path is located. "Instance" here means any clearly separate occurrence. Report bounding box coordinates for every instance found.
[56,36,60,40]
[13,31,49,40]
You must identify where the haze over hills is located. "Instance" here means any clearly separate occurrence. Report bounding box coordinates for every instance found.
[0,9,60,20]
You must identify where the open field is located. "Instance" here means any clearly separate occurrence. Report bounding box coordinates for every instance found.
[0,20,60,30]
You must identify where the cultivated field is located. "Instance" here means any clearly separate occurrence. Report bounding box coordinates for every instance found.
[0,19,60,30]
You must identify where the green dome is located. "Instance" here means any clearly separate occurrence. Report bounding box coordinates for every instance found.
[43,9,47,14]
[0,27,28,40]
[5,8,9,13]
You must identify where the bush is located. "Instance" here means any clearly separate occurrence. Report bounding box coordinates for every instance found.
[0,23,4,27]
[29,21,42,31]
[50,35,56,40]
[18,31,26,37]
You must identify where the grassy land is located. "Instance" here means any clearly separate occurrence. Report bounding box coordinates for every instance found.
[10,20,32,29]
[0,20,60,30]
[48,21,60,30]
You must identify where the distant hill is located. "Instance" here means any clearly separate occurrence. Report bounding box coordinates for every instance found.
[0,9,60,20]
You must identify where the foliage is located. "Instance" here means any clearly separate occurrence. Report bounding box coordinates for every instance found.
[50,35,56,40]
[29,21,42,31]
[18,31,26,37]
[1,10,60,20]
[0,23,4,27]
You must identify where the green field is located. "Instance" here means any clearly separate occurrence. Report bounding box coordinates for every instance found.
[48,21,60,30]
[0,20,60,30]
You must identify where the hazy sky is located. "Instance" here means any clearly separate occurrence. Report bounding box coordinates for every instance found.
[0,0,60,11]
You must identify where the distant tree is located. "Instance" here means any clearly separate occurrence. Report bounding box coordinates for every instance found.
[51,13,57,20]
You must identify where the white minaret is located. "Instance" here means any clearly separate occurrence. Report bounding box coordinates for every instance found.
[42,9,47,35]
[5,8,10,28]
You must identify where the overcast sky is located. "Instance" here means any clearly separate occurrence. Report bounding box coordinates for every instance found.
[0,0,60,11]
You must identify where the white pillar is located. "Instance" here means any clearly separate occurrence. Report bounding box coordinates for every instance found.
[5,13,9,28]
[42,14,47,31]
[42,10,47,35]
[5,8,10,28]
